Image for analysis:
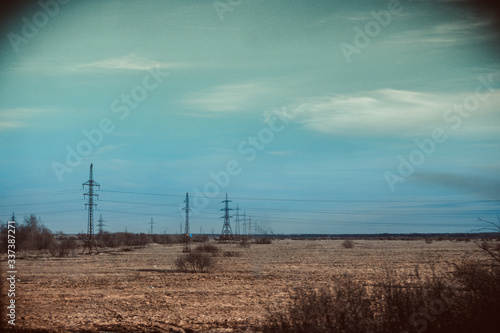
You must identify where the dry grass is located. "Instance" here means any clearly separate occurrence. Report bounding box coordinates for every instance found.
[11,239,495,332]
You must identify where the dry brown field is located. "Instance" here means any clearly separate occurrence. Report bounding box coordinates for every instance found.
[4,239,490,332]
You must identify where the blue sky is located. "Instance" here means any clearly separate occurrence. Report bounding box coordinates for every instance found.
[1,0,499,234]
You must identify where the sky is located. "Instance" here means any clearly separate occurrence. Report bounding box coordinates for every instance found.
[0,0,499,235]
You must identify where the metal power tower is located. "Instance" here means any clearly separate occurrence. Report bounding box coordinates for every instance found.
[242,211,247,236]
[82,163,100,254]
[97,214,106,234]
[248,215,252,236]
[182,193,191,252]
[235,204,241,236]
[219,193,234,242]
[149,217,155,234]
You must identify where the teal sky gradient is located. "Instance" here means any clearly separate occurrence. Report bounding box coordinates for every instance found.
[1,0,499,234]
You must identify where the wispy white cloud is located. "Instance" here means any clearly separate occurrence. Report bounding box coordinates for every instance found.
[286,88,500,136]
[182,81,270,113]
[95,144,126,155]
[78,54,187,71]
[387,17,494,47]
[0,108,49,131]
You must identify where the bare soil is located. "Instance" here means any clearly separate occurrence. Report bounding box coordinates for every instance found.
[2,239,488,332]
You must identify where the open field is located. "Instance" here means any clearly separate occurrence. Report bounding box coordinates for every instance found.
[2,239,493,332]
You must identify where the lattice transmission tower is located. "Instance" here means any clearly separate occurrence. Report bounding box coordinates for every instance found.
[149,217,155,234]
[97,214,106,234]
[248,215,252,236]
[242,211,247,236]
[235,204,240,236]
[82,163,100,254]
[219,193,234,242]
[182,192,191,252]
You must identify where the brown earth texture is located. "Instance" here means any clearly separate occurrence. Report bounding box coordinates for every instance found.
[1,239,490,332]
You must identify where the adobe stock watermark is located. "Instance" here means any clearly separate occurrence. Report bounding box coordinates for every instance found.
[51,66,169,182]
[7,0,71,54]
[213,0,242,21]
[183,105,299,215]
[339,0,403,64]
[401,285,462,333]
[385,72,497,192]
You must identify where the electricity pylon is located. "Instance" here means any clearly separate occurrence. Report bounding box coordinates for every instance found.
[235,204,241,236]
[82,163,100,254]
[248,215,252,236]
[242,211,247,236]
[182,193,191,252]
[219,193,234,242]
[149,217,155,234]
[97,214,106,234]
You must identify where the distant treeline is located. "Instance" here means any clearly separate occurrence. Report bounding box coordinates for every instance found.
[282,233,500,240]
[2,214,499,255]
[0,214,211,255]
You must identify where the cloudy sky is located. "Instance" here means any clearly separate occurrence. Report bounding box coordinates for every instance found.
[1,0,499,234]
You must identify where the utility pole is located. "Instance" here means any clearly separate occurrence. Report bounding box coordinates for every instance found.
[219,193,234,242]
[182,193,191,252]
[82,163,100,254]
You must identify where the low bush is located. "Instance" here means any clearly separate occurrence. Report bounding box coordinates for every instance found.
[341,239,354,248]
[480,240,490,250]
[261,260,500,333]
[254,237,272,244]
[193,243,220,256]
[49,239,77,257]
[175,252,215,272]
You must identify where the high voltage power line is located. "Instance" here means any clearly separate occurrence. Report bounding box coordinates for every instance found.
[2,185,498,233]
[2,188,498,205]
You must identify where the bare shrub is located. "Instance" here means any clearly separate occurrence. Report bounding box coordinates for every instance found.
[223,251,241,257]
[261,261,500,333]
[263,277,376,333]
[175,252,215,272]
[49,239,77,257]
[254,237,272,244]
[194,243,220,256]
[239,239,251,248]
[341,239,354,248]
[17,214,55,252]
